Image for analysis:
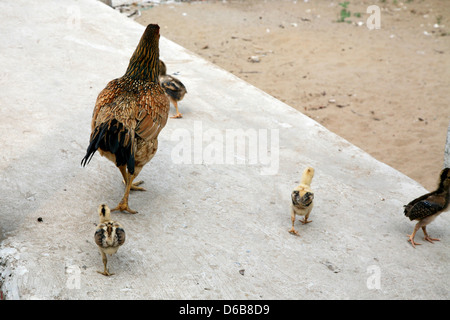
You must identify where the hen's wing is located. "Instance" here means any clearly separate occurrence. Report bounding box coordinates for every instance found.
[81,79,136,171]
[134,83,169,142]
[81,78,169,173]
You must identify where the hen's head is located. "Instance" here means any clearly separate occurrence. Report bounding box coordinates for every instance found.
[125,24,161,81]
[143,24,160,37]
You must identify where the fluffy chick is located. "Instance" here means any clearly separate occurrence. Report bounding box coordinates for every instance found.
[404,167,450,248]
[94,204,126,276]
[289,166,315,236]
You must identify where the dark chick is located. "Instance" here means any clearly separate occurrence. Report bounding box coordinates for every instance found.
[404,168,450,248]
[159,59,187,119]
[82,24,169,214]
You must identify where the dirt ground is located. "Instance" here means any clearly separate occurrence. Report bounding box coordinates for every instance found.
[130,0,450,190]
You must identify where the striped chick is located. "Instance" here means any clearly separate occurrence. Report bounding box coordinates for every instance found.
[94,204,126,276]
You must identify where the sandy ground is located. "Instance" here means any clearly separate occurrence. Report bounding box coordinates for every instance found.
[129,0,450,191]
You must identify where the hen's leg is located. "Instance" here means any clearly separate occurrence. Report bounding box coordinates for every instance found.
[112,166,138,214]
[119,165,145,191]
[122,179,146,191]
[422,226,440,243]
[129,166,145,191]
[130,180,145,191]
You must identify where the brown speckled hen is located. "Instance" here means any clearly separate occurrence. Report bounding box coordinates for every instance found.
[404,168,450,248]
[82,24,169,214]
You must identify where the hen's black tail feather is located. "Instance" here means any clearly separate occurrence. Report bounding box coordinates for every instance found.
[81,119,135,175]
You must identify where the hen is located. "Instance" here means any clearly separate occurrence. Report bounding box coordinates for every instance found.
[289,166,315,236]
[81,24,169,214]
[94,204,126,276]
[159,59,187,119]
[404,167,450,248]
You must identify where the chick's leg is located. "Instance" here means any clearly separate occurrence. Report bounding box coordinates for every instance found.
[422,226,440,243]
[300,212,312,224]
[97,251,114,276]
[170,100,183,119]
[288,214,300,236]
[407,223,421,248]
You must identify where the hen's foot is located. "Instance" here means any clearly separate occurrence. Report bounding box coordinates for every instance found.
[111,201,138,214]
[122,179,146,191]
[131,180,146,191]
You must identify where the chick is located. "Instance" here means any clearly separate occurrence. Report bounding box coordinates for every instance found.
[404,168,450,248]
[289,166,315,236]
[159,60,187,119]
[94,204,126,276]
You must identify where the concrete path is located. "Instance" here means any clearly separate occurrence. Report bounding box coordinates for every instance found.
[0,0,448,299]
